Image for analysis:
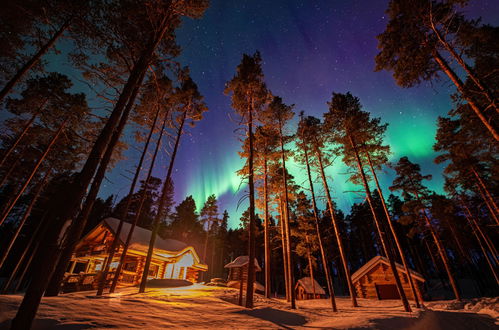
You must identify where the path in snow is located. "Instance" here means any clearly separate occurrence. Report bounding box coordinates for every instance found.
[0,284,497,329]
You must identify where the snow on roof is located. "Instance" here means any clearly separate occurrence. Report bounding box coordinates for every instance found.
[103,217,188,253]
[295,277,326,295]
[351,256,425,283]
[224,256,262,272]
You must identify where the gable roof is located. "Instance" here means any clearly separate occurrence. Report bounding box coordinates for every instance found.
[295,277,326,295]
[351,256,425,283]
[76,218,206,269]
[103,217,188,253]
[224,256,262,272]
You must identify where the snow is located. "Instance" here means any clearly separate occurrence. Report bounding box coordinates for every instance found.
[0,285,497,329]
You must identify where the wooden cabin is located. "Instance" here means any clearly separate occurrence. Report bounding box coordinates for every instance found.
[224,256,264,292]
[352,256,425,300]
[295,277,326,300]
[66,218,207,291]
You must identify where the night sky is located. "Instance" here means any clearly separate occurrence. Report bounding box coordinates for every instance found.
[89,0,498,228]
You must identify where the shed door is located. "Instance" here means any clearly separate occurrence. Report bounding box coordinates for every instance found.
[375,284,400,300]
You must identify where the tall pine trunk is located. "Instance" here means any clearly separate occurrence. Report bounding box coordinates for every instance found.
[279,197,290,301]
[349,137,411,312]
[366,152,421,307]
[1,210,48,293]
[244,96,256,308]
[0,119,67,226]
[45,73,145,297]
[459,197,499,265]
[412,185,461,301]
[429,21,498,114]
[0,20,71,103]
[304,145,337,311]
[95,107,163,296]
[139,111,186,293]
[0,152,22,188]
[314,144,358,307]
[278,123,296,309]
[305,235,316,296]
[10,20,172,328]
[0,100,47,169]
[470,168,499,225]
[109,110,166,294]
[263,157,271,298]
[0,168,50,270]
[432,51,498,141]
[202,222,210,281]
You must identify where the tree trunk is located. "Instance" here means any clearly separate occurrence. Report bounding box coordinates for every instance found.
[95,104,164,296]
[139,111,186,293]
[278,122,296,309]
[460,204,499,285]
[244,96,256,308]
[429,22,498,114]
[202,221,211,282]
[45,72,145,297]
[0,20,71,103]
[419,200,461,300]
[304,144,337,311]
[305,235,316,297]
[263,157,271,298]
[0,119,67,227]
[459,197,499,264]
[0,168,50,270]
[0,152,22,189]
[366,152,421,307]
[470,168,499,225]
[109,110,166,294]
[279,197,290,301]
[349,137,411,312]
[238,267,244,306]
[0,100,47,169]
[314,144,358,307]
[0,209,48,293]
[433,51,499,141]
[10,19,171,327]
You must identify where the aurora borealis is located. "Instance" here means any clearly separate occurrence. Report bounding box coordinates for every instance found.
[98,0,498,228]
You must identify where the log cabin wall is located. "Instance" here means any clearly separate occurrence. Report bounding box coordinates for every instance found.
[354,263,423,300]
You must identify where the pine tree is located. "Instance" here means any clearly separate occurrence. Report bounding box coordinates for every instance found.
[259,96,296,308]
[200,194,221,280]
[225,51,268,308]
[324,92,413,311]
[390,156,461,300]
[296,115,358,307]
[11,3,209,326]
[376,0,498,140]
[139,71,207,293]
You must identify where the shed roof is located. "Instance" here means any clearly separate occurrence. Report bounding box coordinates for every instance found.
[224,256,262,272]
[351,256,425,283]
[295,277,326,295]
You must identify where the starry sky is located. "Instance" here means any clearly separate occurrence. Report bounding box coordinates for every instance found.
[42,0,498,228]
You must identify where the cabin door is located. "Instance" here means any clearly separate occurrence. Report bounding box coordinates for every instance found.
[375,284,400,300]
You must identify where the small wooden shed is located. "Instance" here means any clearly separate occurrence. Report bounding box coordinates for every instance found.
[224,256,264,292]
[352,256,425,300]
[295,277,326,300]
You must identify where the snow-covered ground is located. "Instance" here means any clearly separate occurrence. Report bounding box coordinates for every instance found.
[0,284,497,329]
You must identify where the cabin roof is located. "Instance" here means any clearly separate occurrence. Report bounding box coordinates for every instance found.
[75,218,207,270]
[351,256,425,283]
[295,277,326,295]
[103,217,188,253]
[224,256,262,272]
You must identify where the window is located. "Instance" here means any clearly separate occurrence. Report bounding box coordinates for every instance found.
[124,261,137,272]
[148,265,159,277]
